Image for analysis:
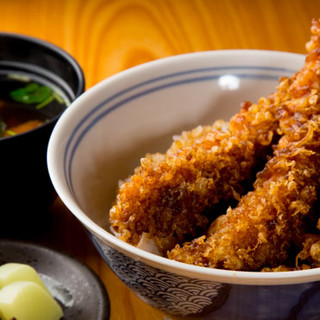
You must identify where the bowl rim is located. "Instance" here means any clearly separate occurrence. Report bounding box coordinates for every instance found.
[0,32,85,141]
[48,49,320,286]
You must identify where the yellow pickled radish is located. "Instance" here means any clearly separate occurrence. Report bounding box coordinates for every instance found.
[0,263,47,290]
[0,281,63,320]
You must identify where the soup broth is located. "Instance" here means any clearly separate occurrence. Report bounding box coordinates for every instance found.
[0,72,69,137]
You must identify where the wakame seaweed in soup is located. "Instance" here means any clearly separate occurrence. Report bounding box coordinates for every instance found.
[0,72,69,138]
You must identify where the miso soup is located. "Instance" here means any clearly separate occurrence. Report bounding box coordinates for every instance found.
[0,72,69,138]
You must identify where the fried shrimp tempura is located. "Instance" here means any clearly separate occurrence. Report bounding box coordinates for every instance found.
[168,19,320,270]
[110,99,280,253]
[168,115,320,270]
[110,19,320,255]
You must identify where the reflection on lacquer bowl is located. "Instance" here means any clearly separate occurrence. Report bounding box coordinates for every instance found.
[47,50,320,320]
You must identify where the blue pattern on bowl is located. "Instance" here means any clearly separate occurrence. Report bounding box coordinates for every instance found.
[92,234,320,320]
[91,235,230,316]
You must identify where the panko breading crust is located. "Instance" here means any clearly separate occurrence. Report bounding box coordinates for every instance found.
[168,115,320,270]
[110,62,292,254]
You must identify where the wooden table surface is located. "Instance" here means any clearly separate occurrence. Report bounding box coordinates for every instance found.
[1,0,320,319]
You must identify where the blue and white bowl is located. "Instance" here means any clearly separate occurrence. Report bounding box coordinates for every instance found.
[47,50,320,319]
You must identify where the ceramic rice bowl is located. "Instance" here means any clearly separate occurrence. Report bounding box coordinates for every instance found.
[47,50,320,320]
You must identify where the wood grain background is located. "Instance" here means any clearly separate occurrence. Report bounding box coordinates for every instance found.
[1,0,320,319]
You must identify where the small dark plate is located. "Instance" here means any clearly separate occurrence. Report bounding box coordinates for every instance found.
[0,240,110,320]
